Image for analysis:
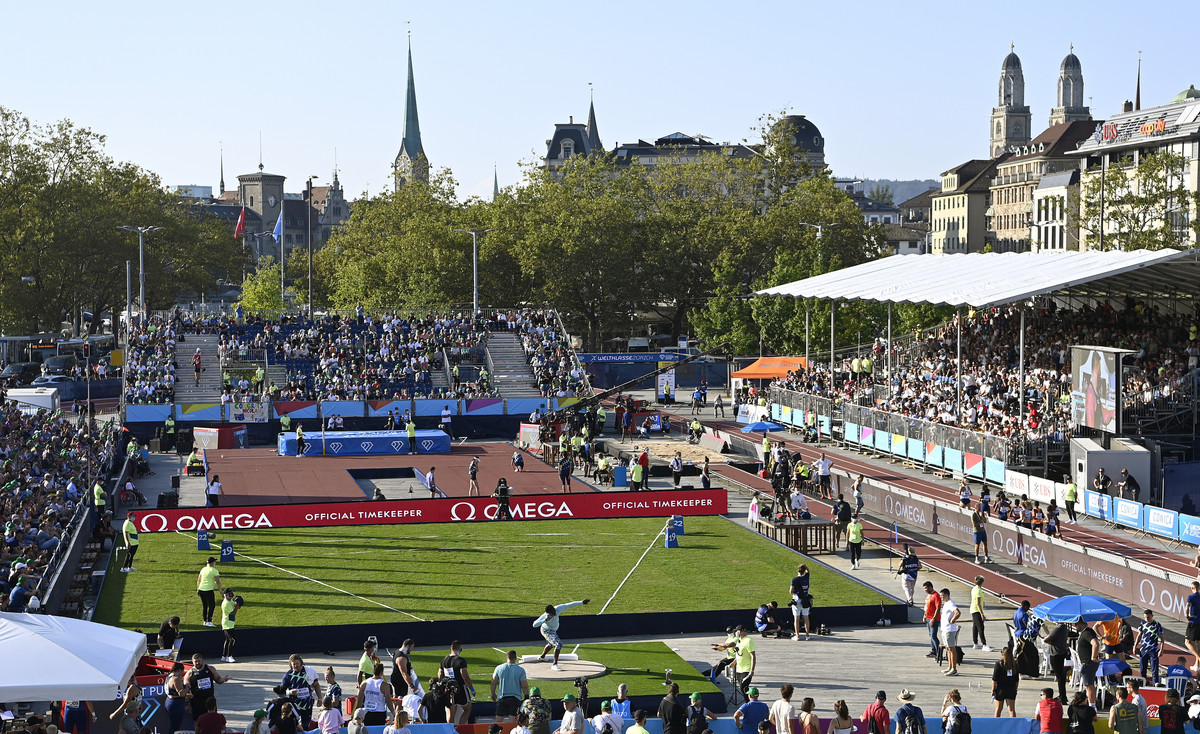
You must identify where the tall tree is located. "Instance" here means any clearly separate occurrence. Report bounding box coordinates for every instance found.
[867,184,894,206]
[1072,150,1200,251]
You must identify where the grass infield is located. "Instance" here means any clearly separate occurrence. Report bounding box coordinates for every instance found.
[404,642,720,700]
[96,515,885,631]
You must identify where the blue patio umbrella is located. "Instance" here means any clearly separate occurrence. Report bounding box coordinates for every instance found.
[741,421,784,433]
[1096,658,1132,677]
[1030,594,1131,623]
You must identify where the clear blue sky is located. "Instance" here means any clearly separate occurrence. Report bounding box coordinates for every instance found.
[6,0,1195,202]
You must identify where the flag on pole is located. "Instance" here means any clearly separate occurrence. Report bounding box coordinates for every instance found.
[233,207,245,239]
[272,210,284,243]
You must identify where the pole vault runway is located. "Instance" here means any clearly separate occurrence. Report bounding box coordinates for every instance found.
[202,442,593,505]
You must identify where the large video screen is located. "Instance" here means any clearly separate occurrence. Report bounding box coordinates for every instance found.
[1071,347,1119,433]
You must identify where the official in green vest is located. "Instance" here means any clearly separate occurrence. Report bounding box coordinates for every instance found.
[93,481,106,511]
[163,416,176,450]
[280,414,292,432]
[120,511,139,572]
[406,419,417,455]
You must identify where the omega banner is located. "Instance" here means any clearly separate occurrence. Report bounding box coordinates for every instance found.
[857,480,1192,622]
[133,489,728,533]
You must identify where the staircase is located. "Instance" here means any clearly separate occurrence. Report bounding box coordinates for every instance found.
[484,332,542,398]
[431,349,451,392]
[174,334,225,402]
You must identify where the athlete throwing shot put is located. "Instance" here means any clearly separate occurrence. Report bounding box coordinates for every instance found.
[533,599,591,671]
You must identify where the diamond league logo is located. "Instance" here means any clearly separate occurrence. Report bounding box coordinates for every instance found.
[301,442,314,455]
[421,439,434,450]
[391,440,404,452]
[360,441,373,452]
[329,442,343,454]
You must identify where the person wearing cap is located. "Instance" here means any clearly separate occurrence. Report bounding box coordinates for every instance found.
[119,511,138,572]
[346,708,367,734]
[245,708,269,734]
[1157,688,1187,734]
[703,627,740,683]
[520,687,551,734]
[359,639,382,684]
[491,650,529,723]
[557,694,585,734]
[468,457,481,496]
[862,691,890,734]
[687,692,717,732]
[593,700,625,734]
[895,690,924,734]
[658,683,686,734]
[197,556,223,627]
[733,625,757,693]
[733,687,768,732]
[1118,469,1141,502]
[220,588,243,662]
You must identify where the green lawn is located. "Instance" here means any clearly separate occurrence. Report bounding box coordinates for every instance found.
[96,516,885,631]
[405,642,718,700]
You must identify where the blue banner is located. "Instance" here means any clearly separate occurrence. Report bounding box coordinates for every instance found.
[985,457,1006,484]
[1112,497,1143,529]
[844,422,859,444]
[1083,490,1112,521]
[1181,514,1200,545]
[906,437,925,462]
[1144,506,1180,539]
[277,429,451,456]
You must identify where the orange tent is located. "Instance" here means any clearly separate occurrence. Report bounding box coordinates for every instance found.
[730,356,808,379]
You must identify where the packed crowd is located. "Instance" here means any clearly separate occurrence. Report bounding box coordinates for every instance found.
[123,316,178,405]
[511,311,589,398]
[1,404,119,612]
[772,301,1199,442]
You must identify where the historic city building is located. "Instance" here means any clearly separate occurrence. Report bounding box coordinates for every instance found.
[990,47,1033,158]
[393,36,428,190]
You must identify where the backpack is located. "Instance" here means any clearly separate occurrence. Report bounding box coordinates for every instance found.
[687,706,708,734]
[900,706,927,734]
[948,707,971,734]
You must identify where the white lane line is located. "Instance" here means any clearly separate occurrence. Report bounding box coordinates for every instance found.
[174,531,426,621]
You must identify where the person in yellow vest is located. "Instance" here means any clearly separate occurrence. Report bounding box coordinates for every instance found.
[163,415,176,450]
[220,588,243,663]
[280,413,292,432]
[862,356,873,377]
[197,556,222,626]
[120,511,139,572]
[295,424,306,458]
[94,480,106,512]
[406,418,417,455]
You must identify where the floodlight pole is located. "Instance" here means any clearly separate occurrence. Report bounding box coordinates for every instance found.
[886,303,892,381]
[118,225,164,324]
[830,301,836,391]
[1018,306,1026,422]
[805,301,810,371]
[956,307,963,414]
[453,228,494,316]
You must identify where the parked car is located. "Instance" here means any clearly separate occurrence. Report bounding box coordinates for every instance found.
[41,355,79,375]
[32,375,73,386]
[1,362,43,385]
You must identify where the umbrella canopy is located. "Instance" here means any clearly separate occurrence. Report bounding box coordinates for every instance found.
[1096,659,1132,677]
[0,612,146,702]
[1029,595,1132,623]
[741,421,784,433]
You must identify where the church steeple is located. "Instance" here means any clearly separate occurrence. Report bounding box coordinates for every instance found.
[394,32,429,190]
[493,165,499,200]
[1049,45,1090,127]
[990,44,1031,157]
[586,88,602,153]
[219,144,225,196]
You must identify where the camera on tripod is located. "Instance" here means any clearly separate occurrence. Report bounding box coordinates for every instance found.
[573,676,589,696]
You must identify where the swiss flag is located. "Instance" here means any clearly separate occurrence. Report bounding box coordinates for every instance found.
[233,207,245,239]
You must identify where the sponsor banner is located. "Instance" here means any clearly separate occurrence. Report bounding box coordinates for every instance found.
[1083,490,1112,521]
[964,453,984,479]
[1005,470,1028,499]
[656,368,676,401]
[464,398,504,415]
[576,353,683,363]
[179,403,222,421]
[906,437,924,462]
[943,447,963,475]
[736,404,769,424]
[320,401,365,419]
[858,483,935,532]
[1180,514,1200,546]
[1144,506,1180,540]
[1113,498,1143,529]
[1029,476,1055,504]
[415,399,453,417]
[134,488,728,532]
[277,429,451,456]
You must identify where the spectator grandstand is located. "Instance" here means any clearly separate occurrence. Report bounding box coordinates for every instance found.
[123,316,177,405]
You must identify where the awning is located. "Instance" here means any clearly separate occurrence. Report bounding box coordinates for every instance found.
[731,356,808,379]
[756,249,1200,309]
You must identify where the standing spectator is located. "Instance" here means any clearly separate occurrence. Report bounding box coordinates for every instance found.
[1067,692,1096,734]
[687,693,717,733]
[592,701,624,734]
[940,690,968,734]
[733,688,768,732]
[1158,689,1187,734]
[1033,688,1063,734]
[491,650,529,723]
[1045,622,1071,704]
[1126,680,1149,734]
[611,684,632,721]
[627,711,650,734]
[318,697,346,734]
[923,582,942,659]
[861,691,890,734]
[196,557,222,626]
[1133,609,1164,685]
[520,687,551,734]
[1075,620,1101,708]
[194,699,226,734]
[813,453,834,500]
[119,511,139,572]
[796,698,819,734]
[769,685,797,734]
[829,699,856,734]
[970,576,993,652]
[791,565,812,641]
[941,588,962,676]
[658,684,686,734]
[1108,688,1143,734]
[894,691,925,734]
[897,546,921,605]
[992,647,1019,716]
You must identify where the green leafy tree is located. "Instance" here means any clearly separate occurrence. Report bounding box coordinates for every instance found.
[867,184,894,206]
[1072,150,1200,251]
[239,256,288,311]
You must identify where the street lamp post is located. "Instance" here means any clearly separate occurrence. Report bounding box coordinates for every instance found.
[453,228,494,316]
[118,225,164,324]
[797,222,839,239]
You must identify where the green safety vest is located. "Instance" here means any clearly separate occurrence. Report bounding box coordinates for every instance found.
[280,415,292,430]
[164,417,175,434]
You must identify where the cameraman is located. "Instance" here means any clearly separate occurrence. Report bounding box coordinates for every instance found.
[493,478,513,521]
[755,601,785,639]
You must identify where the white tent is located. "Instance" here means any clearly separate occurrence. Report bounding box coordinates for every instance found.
[0,612,146,703]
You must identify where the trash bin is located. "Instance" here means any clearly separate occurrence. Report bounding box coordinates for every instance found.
[613,466,628,488]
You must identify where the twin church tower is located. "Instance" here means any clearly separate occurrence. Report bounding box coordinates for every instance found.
[990,45,1090,158]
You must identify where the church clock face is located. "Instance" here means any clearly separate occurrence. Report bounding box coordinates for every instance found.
[267,195,277,207]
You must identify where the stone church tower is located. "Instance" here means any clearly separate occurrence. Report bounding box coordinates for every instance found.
[393,35,428,190]
[990,46,1032,157]
[1049,47,1091,127]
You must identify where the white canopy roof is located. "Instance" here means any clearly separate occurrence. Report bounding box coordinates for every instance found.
[0,612,145,703]
[756,249,1200,308]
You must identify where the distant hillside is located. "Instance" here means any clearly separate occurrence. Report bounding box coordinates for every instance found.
[860,179,940,205]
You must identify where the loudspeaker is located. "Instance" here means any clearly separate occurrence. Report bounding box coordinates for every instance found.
[170,474,180,490]
[148,438,162,454]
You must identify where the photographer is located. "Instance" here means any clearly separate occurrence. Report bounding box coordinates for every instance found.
[755,601,786,639]
[493,478,513,521]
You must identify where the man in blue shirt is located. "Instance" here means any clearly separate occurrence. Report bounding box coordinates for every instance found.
[7,577,30,612]
[1186,581,1200,672]
[733,688,769,732]
[1013,600,1033,639]
[1134,609,1165,684]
